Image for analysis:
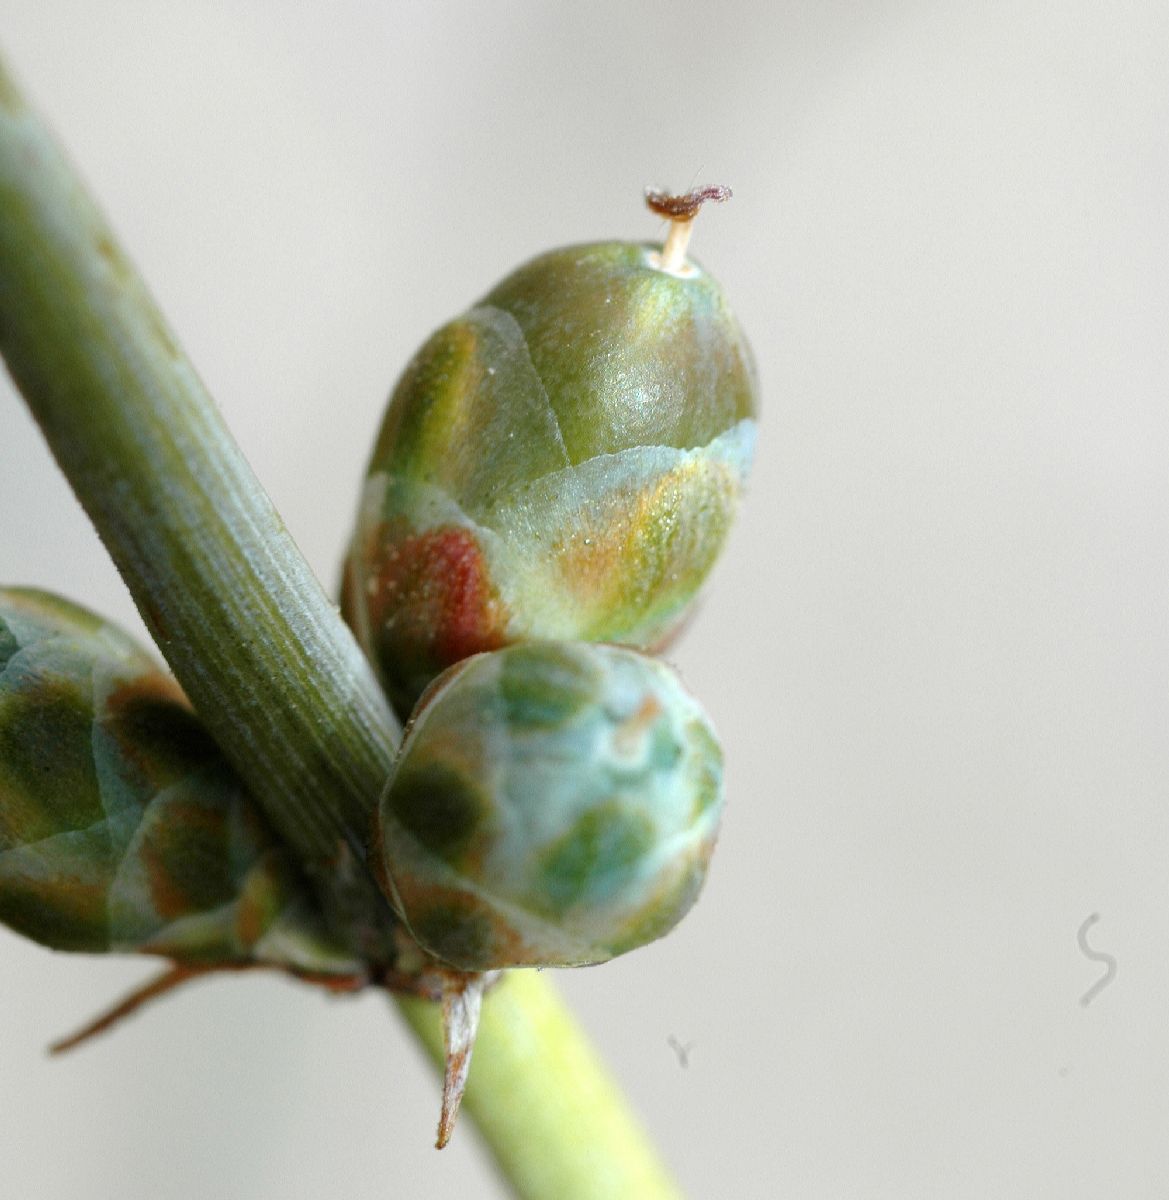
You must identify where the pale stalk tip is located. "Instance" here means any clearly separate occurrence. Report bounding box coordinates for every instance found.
[660,219,694,272]
[644,184,732,272]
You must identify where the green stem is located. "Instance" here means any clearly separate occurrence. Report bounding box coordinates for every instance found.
[397,973,683,1200]
[0,53,399,957]
[0,53,683,1197]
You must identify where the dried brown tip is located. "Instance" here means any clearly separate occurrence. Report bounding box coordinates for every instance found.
[644,184,732,221]
[49,961,369,1055]
[49,963,210,1054]
[645,185,732,271]
[435,971,491,1149]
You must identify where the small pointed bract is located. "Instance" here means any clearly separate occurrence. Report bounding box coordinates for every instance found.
[435,970,496,1148]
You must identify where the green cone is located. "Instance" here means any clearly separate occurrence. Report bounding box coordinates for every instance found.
[0,588,356,974]
[376,641,724,971]
[344,241,758,718]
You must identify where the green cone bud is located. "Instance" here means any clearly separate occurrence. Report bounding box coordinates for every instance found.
[345,240,758,717]
[0,588,355,973]
[375,641,724,971]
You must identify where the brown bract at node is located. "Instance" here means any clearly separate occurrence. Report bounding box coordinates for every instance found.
[436,970,496,1149]
[47,954,499,1151]
[46,960,450,1056]
[644,184,732,272]
[47,962,372,1055]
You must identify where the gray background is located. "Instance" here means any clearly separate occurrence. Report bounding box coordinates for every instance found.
[2,2,1168,1196]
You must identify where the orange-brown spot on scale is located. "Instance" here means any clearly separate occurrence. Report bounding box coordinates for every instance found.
[428,528,509,664]
[139,800,232,921]
[549,462,699,633]
[100,687,217,796]
[550,521,630,603]
[232,850,288,949]
[366,522,509,669]
[234,887,266,950]
[390,874,539,970]
[140,849,196,924]
[613,694,664,756]
[392,878,494,969]
[104,672,187,715]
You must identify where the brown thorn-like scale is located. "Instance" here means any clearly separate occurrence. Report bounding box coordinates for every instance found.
[436,970,498,1149]
[49,964,212,1054]
[48,962,373,1055]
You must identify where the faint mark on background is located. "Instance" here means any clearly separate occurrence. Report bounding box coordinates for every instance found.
[1077,912,1117,1007]
[667,1035,695,1068]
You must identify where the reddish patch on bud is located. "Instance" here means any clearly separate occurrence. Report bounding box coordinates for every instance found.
[363,524,508,713]
[429,529,506,662]
[373,525,507,662]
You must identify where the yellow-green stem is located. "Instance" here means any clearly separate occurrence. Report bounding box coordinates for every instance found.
[398,972,683,1200]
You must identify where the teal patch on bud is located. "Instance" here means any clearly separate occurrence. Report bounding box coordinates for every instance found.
[376,641,724,970]
[345,241,758,717]
[388,761,486,865]
[498,641,601,729]
[537,801,655,919]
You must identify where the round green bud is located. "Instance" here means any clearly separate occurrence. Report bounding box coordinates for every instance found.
[344,239,758,718]
[375,641,724,971]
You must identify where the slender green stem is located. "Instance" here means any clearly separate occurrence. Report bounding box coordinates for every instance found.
[0,53,684,1197]
[397,973,683,1200]
[0,53,399,956]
